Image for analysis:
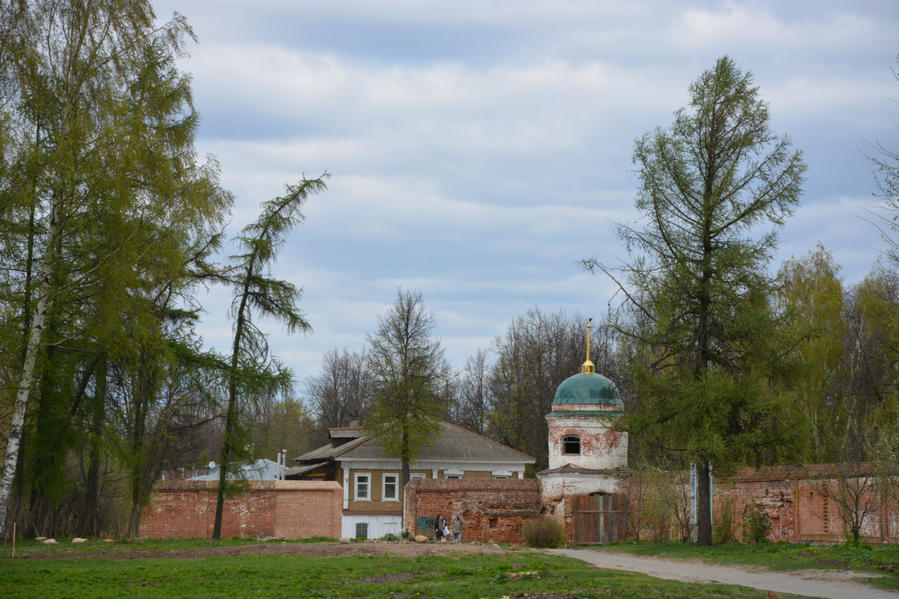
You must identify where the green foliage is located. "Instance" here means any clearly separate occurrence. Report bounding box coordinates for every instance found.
[741,502,771,544]
[213,175,327,539]
[713,497,735,545]
[776,246,846,462]
[0,0,232,539]
[584,56,806,545]
[521,517,566,548]
[366,289,451,487]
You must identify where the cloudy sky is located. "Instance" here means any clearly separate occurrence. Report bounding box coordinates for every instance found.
[151,0,897,391]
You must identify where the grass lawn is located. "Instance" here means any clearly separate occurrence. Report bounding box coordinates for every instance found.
[1,542,806,598]
[581,540,899,590]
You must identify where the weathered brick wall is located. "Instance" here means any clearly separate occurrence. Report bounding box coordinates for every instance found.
[139,480,342,539]
[718,465,898,544]
[626,464,898,544]
[404,479,541,544]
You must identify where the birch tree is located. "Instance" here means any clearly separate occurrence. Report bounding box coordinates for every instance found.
[0,0,231,537]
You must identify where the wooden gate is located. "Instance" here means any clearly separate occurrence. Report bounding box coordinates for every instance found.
[572,493,627,545]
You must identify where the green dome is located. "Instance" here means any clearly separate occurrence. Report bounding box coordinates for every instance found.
[552,372,622,406]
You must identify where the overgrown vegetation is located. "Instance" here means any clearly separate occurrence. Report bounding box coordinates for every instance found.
[741,502,772,545]
[521,517,565,548]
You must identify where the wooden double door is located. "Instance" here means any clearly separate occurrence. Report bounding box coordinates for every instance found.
[571,493,627,545]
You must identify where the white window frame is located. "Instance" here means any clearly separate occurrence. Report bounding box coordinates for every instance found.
[410,472,425,480]
[492,471,512,479]
[354,472,371,501]
[444,468,463,479]
[382,473,399,502]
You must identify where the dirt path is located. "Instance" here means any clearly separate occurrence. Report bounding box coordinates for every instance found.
[15,540,521,561]
[550,548,897,599]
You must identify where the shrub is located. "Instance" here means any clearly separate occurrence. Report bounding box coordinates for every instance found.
[713,497,735,544]
[521,517,565,548]
[742,501,771,544]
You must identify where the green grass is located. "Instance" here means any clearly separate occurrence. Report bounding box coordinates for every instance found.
[1,550,801,598]
[581,540,899,590]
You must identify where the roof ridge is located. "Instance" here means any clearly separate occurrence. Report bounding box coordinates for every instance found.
[330,433,374,457]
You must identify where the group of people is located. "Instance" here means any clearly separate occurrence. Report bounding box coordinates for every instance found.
[433,512,464,543]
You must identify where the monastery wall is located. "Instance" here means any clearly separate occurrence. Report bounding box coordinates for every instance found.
[139,480,342,539]
[403,478,542,544]
[627,465,898,544]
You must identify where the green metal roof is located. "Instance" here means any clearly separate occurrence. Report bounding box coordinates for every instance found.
[552,372,622,406]
[547,410,622,417]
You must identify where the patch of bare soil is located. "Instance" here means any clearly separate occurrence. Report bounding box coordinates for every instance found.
[20,540,527,561]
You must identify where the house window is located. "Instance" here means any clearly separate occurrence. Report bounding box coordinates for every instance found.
[563,435,581,455]
[492,471,511,479]
[410,473,425,480]
[355,522,368,540]
[383,473,398,501]
[354,472,370,501]
[444,469,462,480]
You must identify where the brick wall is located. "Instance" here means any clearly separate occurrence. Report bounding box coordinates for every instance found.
[718,465,898,544]
[139,480,342,539]
[626,464,898,544]
[403,478,541,544]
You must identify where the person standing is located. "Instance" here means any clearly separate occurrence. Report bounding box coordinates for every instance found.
[451,512,464,543]
[434,514,445,541]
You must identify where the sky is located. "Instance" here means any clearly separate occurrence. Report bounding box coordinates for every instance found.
[150,0,898,394]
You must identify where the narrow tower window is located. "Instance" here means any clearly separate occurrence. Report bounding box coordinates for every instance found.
[563,435,581,455]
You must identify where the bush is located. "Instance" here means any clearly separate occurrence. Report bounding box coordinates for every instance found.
[713,497,735,544]
[742,502,771,544]
[521,517,565,548]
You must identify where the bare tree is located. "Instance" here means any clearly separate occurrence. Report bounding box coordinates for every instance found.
[487,308,620,471]
[817,463,878,543]
[451,349,492,435]
[307,349,372,441]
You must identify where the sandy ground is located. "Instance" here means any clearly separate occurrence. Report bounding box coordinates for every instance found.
[17,539,524,561]
[551,548,898,599]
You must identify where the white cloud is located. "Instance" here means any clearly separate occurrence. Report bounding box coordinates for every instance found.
[148,0,899,384]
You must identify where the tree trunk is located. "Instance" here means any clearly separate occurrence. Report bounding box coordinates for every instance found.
[399,420,411,509]
[127,351,152,538]
[83,357,106,536]
[0,199,59,538]
[214,279,251,539]
[696,461,712,546]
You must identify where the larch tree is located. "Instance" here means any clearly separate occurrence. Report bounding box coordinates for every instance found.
[212,175,328,539]
[366,289,450,496]
[584,56,806,546]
